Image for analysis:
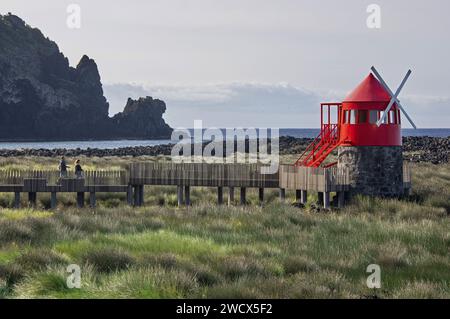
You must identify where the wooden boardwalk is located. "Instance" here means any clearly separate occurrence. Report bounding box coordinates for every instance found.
[0,162,411,209]
[0,170,129,208]
[279,166,350,192]
[129,163,279,188]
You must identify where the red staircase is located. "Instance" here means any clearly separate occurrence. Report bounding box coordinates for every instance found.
[295,103,342,167]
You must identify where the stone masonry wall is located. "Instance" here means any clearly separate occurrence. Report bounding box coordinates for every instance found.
[337,146,404,197]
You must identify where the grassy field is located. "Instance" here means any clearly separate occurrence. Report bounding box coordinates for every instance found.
[0,157,449,298]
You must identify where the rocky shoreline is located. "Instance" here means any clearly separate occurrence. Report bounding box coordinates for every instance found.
[279,136,450,164]
[0,136,448,164]
[401,136,449,164]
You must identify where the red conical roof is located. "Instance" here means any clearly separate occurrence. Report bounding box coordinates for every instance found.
[343,73,391,102]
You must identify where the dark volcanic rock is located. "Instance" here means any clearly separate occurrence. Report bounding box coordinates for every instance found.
[0,13,172,140]
[111,97,172,139]
[402,136,449,164]
[278,136,449,164]
[1,136,447,164]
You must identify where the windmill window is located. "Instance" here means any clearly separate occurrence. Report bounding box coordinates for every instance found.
[358,110,368,123]
[349,110,357,124]
[379,111,388,124]
[342,110,348,123]
[397,109,401,124]
[369,110,378,124]
[389,110,396,124]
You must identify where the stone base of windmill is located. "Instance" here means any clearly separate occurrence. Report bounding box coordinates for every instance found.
[337,146,405,197]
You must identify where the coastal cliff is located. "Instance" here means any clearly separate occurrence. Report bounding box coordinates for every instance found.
[0,13,172,140]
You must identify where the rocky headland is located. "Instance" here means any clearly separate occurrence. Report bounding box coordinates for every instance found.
[0,13,172,140]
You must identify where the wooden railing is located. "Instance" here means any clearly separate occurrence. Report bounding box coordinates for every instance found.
[130,162,350,192]
[0,169,128,186]
[129,162,279,188]
[279,165,350,192]
[83,170,129,186]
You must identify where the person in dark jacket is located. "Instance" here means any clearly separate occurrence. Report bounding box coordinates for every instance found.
[59,156,69,178]
[74,159,83,178]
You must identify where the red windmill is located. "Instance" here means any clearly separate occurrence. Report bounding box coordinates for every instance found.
[295,67,416,167]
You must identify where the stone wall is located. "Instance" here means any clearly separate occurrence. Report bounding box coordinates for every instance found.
[337,146,404,197]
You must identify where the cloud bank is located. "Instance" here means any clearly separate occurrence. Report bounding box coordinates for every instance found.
[103,83,449,128]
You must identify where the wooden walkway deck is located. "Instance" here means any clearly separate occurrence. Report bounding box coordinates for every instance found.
[129,163,279,188]
[0,162,411,209]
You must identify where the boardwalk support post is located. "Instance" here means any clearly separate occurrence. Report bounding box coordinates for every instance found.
[184,186,191,206]
[217,187,224,205]
[240,187,246,205]
[139,185,144,206]
[28,192,36,207]
[301,190,308,204]
[127,185,133,206]
[259,188,264,205]
[228,187,234,206]
[14,192,20,208]
[177,185,184,207]
[337,191,345,208]
[323,192,330,209]
[295,190,301,203]
[279,188,286,202]
[77,192,84,208]
[133,185,140,206]
[89,192,96,208]
[318,192,324,206]
[50,192,57,209]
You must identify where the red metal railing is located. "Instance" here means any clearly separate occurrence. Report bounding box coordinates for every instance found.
[321,123,339,144]
[295,103,341,167]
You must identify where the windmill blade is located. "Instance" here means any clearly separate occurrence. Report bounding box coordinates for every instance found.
[371,66,417,129]
[375,69,411,126]
[394,96,417,129]
[372,67,416,128]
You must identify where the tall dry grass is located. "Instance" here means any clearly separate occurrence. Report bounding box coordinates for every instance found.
[0,159,448,298]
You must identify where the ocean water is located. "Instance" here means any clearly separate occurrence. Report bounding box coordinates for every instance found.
[0,129,448,150]
[0,139,173,150]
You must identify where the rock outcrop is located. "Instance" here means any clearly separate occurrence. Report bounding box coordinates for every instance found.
[111,97,172,139]
[0,13,172,140]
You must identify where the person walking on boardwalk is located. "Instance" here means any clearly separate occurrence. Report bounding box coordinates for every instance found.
[59,156,69,178]
[74,159,84,178]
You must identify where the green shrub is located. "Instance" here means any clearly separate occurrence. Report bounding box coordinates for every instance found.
[392,281,449,299]
[0,263,26,286]
[0,221,34,243]
[206,279,260,299]
[215,256,267,280]
[16,249,67,270]
[139,253,179,269]
[283,256,319,275]
[101,198,123,208]
[82,248,135,273]
[181,262,221,287]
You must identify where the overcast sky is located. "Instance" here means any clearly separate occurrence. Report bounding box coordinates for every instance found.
[1,0,449,128]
